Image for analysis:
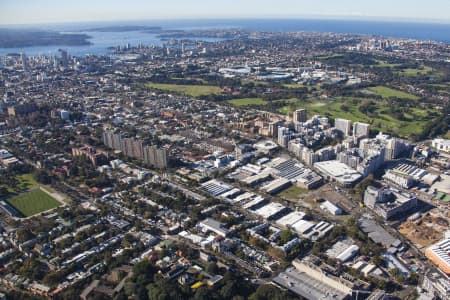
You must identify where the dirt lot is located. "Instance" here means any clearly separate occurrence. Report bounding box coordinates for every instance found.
[304,183,358,212]
[398,209,449,249]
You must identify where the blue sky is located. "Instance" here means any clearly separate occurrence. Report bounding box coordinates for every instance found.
[1,0,449,25]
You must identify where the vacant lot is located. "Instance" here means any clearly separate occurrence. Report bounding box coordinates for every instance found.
[277,185,309,201]
[228,98,268,106]
[6,188,61,217]
[144,83,222,97]
[368,86,419,100]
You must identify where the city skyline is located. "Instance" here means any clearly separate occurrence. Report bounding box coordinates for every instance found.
[0,0,450,25]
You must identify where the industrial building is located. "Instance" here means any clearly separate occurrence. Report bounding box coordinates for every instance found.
[199,180,233,197]
[326,239,359,263]
[274,256,369,300]
[425,237,450,275]
[320,200,343,215]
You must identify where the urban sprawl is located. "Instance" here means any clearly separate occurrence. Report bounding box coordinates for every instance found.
[0,29,449,300]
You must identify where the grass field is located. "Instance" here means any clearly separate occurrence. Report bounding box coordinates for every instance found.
[276,97,435,138]
[283,84,320,91]
[368,86,419,100]
[375,62,402,68]
[277,185,309,201]
[227,98,268,106]
[398,66,433,76]
[6,188,61,217]
[0,173,40,194]
[144,83,222,97]
[316,54,344,59]
[429,83,450,88]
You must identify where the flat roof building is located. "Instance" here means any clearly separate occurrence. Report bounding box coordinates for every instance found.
[198,218,229,237]
[425,238,450,275]
[314,160,362,187]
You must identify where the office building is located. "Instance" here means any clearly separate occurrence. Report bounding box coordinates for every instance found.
[364,186,417,220]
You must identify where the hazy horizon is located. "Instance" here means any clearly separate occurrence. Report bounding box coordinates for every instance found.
[1,0,449,26]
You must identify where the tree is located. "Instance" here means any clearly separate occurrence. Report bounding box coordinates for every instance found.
[147,278,185,300]
[0,186,8,196]
[206,262,219,274]
[249,284,297,300]
[279,229,294,244]
[16,228,35,242]
[220,280,238,299]
[407,271,419,285]
[33,169,52,184]
[249,237,267,250]
[194,287,211,300]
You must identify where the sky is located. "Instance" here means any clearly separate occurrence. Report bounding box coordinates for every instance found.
[0,0,449,25]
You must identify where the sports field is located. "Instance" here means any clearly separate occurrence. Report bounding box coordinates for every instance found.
[227,98,268,106]
[144,83,222,97]
[6,188,61,217]
[368,86,419,100]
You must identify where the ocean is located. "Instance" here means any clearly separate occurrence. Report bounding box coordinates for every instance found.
[1,18,449,57]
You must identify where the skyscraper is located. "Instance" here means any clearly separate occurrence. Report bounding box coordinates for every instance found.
[59,49,69,68]
[20,53,29,72]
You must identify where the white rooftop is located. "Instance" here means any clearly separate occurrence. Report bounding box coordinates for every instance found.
[254,202,286,219]
[276,211,306,227]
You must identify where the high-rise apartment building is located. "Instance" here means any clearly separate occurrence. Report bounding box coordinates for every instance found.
[353,122,370,137]
[335,118,352,136]
[293,109,307,123]
[144,146,168,169]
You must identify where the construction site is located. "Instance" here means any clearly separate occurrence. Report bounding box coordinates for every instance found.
[398,209,450,250]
